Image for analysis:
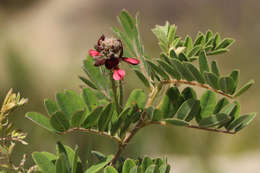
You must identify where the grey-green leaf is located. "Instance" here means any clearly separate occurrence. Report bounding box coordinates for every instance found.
[165,118,189,126]
[44,99,59,116]
[82,106,103,129]
[233,80,255,98]
[183,62,205,83]
[134,70,150,88]
[26,112,54,132]
[211,61,220,76]
[84,155,113,173]
[32,152,56,173]
[123,159,136,173]
[200,90,217,119]
[227,113,256,131]
[204,72,219,89]
[199,51,209,74]
[176,99,200,121]
[50,112,70,132]
[199,113,230,127]
[125,89,147,109]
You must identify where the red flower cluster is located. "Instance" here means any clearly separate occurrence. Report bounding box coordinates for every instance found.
[89,35,140,80]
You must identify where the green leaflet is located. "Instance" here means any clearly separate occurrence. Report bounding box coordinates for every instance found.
[82,106,103,129]
[170,59,194,81]
[32,152,56,173]
[141,157,153,173]
[184,35,193,53]
[50,112,70,132]
[181,87,197,100]
[183,62,205,83]
[211,61,220,76]
[234,113,257,132]
[111,107,131,136]
[233,80,255,98]
[176,99,200,122]
[56,154,69,173]
[213,98,229,114]
[84,155,113,173]
[79,76,98,90]
[71,110,87,127]
[26,112,54,132]
[194,33,205,46]
[157,59,181,80]
[122,159,136,173]
[218,77,234,94]
[125,89,147,109]
[229,70,240,94]
[165,118,189,126]
[199,113,230,127]
[104,166,118,173]
[227,113,257,131]
[215,38,234,50]
[204,72,219,90]
[134,69,150,88]
[188,45,201,57]
[200,90,217,119]
[82,88,98,111]
[98,103,114,131]
[44,99,59,116]
[199,51,209,74]
[207,49,228,55]
[146,60,169,80]
[205,30,213,43]
[56,90,86,120]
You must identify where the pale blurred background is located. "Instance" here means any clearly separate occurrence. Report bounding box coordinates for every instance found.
[0,0,259,172]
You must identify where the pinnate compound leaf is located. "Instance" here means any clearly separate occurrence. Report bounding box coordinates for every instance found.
[50,112,70,132]
[82,106,103,129]
[26,112,54,132]
[84,155,113,173]
[125,89,147,109]
[134,69,150,88]
[199,113,230,127]
[200,90,217,119]
[32,152,56,173]
[233,80,255,98]
[44,99,59,116]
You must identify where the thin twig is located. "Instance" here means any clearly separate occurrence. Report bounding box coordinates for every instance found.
[60,128,122,144]
[148,121,236,135]
[160,79,233,99]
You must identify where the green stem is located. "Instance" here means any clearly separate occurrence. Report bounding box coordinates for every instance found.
[119,80,123,111]
[110,72,120,115]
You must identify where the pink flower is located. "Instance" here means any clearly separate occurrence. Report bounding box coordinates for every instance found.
[89,35,140,80]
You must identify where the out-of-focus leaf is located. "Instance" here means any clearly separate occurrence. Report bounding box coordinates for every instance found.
[233,80,254,98]
[152,109,163,121]
[104,166,118,173]
[32,152,56,173]
[111,107,131,135]
[26,112,54,132]
[141,157,153,173]
[56,154,69,173]
[50,112,70,132]
[123,159,136,173]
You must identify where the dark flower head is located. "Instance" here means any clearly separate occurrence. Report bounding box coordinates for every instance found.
[89,35,140,80]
